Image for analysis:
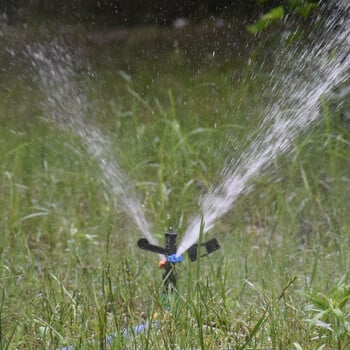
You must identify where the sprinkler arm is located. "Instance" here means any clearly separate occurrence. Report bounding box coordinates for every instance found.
[138,238,168,255]
[187,238,220,262]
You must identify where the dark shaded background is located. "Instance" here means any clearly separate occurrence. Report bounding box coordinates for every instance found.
[1,0,284,25]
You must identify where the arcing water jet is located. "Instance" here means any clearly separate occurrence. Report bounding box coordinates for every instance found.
[177,0,350,256]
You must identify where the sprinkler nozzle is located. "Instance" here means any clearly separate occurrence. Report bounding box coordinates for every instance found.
[167,254,183,263]
[158,260,167,268]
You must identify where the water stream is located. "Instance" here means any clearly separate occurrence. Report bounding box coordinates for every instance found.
[26,43,158,245]
[177,1,350,255]
[21,1,349,257]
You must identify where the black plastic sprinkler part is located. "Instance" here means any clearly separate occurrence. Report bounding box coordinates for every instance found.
[61,230,220,349]
[187,238,220,262]
[138,228,182,293]
[137,228,220,293]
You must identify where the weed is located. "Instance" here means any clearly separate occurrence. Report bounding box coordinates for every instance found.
[297,277,350,350]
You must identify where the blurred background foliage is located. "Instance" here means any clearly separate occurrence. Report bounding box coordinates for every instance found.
[1,0,317,26]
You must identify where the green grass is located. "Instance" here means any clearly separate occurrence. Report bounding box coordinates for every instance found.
[1,25,350,349]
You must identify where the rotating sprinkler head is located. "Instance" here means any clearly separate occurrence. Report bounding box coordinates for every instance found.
[138,227,183,293]
[137,228,220,294]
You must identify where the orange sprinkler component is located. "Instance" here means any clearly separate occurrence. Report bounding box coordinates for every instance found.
[158,260,166,268]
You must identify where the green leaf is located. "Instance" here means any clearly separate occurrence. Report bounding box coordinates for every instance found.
[297,290,330,310]
[263,6,285,20]
[339,293,350,310]
[293,343,304,350]
[240,306,269,349]
[288,0,318,18]
[296,3,318,18]
[247,6,285,34]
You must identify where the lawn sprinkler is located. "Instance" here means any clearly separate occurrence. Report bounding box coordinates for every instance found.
[138,228,220,296]
[138,228,183,294]
[62,229,220,350]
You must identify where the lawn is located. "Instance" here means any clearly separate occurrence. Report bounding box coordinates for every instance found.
[1,20,349,349]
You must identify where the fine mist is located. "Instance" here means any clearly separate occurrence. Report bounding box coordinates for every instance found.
[26,43,158,246]
[177,1,350,256]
